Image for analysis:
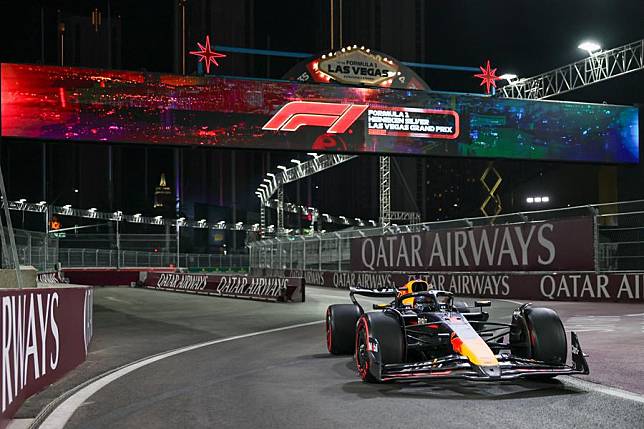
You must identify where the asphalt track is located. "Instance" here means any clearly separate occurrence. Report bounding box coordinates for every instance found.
[21,287,644,428]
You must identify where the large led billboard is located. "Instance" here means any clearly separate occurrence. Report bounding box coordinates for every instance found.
[1,63,639,163]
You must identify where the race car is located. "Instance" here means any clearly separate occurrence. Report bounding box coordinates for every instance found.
[325,279,589,383]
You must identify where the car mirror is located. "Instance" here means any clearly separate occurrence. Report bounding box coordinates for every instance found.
[474,300,491,308]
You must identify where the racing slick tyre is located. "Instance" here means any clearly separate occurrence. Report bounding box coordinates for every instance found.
[511,306,567,376]
[355,312,404,383]
[326,304,361,355]
[525,307,567,365]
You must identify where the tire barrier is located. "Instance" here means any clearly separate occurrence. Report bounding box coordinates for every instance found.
[0,286,93,428]
[140,272,305,303]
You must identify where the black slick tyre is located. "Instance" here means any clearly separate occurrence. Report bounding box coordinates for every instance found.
[326,304,361,355]
[355,312,404,383]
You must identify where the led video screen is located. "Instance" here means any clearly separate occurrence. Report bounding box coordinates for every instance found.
[1,63,639,163]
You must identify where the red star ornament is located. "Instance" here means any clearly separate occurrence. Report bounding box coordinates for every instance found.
[474,60,502,94]
[189,35,226,74]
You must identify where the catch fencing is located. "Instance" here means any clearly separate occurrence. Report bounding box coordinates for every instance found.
[249,200,644,273]
[1,228,248,272]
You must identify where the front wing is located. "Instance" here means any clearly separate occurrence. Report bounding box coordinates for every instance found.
[368,332,589,382]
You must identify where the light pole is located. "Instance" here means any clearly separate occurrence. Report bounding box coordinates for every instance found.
[176,217,185,269]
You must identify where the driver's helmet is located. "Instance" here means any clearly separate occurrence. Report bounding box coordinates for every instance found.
[398,280,430,307]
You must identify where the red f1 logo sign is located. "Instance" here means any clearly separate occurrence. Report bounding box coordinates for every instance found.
[263,101,368,134]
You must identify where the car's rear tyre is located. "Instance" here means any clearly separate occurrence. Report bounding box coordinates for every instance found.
[326,304,361,355]
[355,312,404,383]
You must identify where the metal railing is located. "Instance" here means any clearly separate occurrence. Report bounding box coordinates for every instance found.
[249,200,644,272]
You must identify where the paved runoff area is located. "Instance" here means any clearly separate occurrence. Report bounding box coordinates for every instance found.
[16,286,644,428]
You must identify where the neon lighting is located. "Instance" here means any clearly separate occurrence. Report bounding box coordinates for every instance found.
[474,60,502,94]
[262,101,368,134]
[189,35,226,74]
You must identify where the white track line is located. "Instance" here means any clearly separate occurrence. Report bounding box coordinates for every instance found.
[37,320,324,429]
[562,376,644,404]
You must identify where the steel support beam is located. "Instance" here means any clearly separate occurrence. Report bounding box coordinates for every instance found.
[498,39,644,99]
[380,156,391,226]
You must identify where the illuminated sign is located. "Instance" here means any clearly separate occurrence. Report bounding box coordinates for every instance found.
[262,102,459,140]
[0,64,639,164]
[315,47,399,86]
[262,101,368,133]
[285,46,430,91]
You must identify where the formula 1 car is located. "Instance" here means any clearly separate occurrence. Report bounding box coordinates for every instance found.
[325,280,589,383]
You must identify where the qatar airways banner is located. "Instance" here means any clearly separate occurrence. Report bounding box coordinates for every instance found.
[351,217,595,272]
[1,287,93,427]
[1,63,638,163]
[141,272,304,302]
[250,268,644,303]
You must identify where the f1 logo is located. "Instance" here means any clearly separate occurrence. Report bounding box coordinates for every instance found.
[263,101,368,134]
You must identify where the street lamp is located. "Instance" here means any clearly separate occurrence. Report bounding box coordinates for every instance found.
[578,41,601,55]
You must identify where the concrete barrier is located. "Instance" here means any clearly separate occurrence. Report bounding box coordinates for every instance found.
[0,286,93,428]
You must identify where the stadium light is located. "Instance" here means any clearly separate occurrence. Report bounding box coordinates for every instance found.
[526,195,550,204]
[63,204,72,210]
[37,201,47,206]
[266,173,276,178]
[18,198,26,204]
[500,73,517,82]
[263,178,271,183]
[578,41,601,55]
[290,159,302,165]
[277,165,288,171]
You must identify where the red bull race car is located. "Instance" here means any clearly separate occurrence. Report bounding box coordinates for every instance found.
[325,280,589,383]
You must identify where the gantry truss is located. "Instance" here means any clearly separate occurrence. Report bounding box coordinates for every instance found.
[498,39,643,99]
[379,156,391,226]
[258,154,356,206]
[1,200,259,232]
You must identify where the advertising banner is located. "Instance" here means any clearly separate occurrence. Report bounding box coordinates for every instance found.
[142,272,304,302]
[1,63,638,163]
[350,217,595,272]
[1,287,93,427]
[250,268,644,303]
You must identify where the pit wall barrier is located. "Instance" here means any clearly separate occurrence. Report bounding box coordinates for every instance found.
[0,286,93,428]
[140,272,305,303]
[249,268,644,303]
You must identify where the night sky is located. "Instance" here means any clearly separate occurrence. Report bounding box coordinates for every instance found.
[0,0,642,250]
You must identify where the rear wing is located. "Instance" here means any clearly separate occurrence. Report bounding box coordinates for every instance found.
[349,287,397,298]
[349,287,397,313]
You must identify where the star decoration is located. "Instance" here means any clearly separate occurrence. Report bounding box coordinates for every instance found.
[189,35,226,74]
[474,60,502,94]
